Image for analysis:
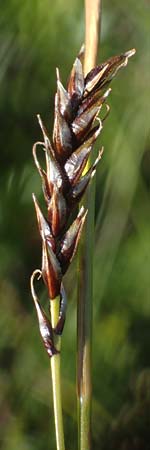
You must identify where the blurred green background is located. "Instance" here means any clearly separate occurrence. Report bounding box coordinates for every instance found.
[0,0,150,449]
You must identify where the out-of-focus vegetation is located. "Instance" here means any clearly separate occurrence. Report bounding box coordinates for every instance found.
[0,0,150,449]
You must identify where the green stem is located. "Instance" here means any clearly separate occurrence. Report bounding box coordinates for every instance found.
[50,296,65,450]
[77,181,95,450]
[77,2,102,450]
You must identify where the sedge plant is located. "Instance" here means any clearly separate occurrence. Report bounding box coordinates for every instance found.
[30,4,135,449]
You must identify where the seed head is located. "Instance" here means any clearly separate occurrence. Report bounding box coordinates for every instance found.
[31,46,135,357]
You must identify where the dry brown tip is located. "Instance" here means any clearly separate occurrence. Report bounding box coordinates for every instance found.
[124,48,136,58]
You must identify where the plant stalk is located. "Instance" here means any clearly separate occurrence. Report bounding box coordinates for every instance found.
[50,296,65,450]
[77,1,102,450]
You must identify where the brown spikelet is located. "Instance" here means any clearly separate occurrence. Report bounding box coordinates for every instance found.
[31,46,136,355]
[30,270,58,357]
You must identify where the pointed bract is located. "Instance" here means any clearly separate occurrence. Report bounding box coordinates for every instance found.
[37,114,51,149]
[56,69,72,121]
[45,147,65,196]
[32,141,46,179]
[65,143,91,185]
[45,146,70,197]
[32,194,55,251]
[84,49,136,94]
[58,207,87,274]
[77,44,85,65]
[64,119,102,184]
[84,63,110,94]
[68,58,84,101]
[53,95,72,160]
[32,142,51,202]
[30,270,58,357]
[69,148,103,204]
[78,87,111,116]
[42,239,62,299]
[72,104,101,142]
[48,187,67,236]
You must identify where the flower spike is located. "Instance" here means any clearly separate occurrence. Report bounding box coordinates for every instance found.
[32,46,135,341]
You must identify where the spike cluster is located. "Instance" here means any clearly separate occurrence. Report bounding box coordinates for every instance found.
[31,46,136,356]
